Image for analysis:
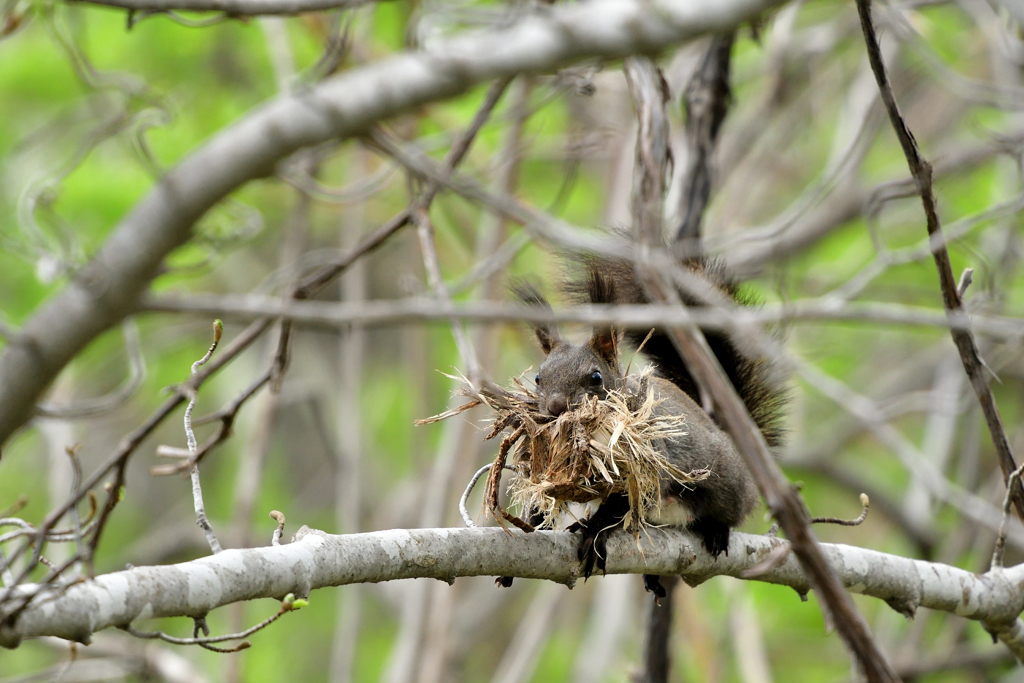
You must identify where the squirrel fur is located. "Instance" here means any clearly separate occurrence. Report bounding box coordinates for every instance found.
[514,258,785,583]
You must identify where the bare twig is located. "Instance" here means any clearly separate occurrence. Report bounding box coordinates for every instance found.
[184,321,224,554]
[269,511,286,547]
[120,592,306,651]
[957,267,974,298]
[991,464,1024,569]
[460,464,517,528]
[811,494,870,527]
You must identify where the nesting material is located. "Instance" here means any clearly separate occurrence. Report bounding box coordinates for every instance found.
[417,367,709,534]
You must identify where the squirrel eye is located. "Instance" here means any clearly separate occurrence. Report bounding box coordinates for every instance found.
[535,373,541,386]
[590,370,602,385]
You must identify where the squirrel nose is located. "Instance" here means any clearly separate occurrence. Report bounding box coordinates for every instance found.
[546,392,568,416]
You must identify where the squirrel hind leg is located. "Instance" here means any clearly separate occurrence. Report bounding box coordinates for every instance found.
[688,516,732,557]
[573,493,630,579]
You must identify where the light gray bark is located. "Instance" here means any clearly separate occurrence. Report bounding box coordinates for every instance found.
[3,526,1023,656]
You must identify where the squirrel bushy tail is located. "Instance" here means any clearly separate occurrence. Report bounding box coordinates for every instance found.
[569,257,786,449]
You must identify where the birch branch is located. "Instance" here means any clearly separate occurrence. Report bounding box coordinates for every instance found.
[2,526,1022,655]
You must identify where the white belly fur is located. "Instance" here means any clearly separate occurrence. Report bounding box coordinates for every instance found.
[556,497,694,529]
[643,497,694,528]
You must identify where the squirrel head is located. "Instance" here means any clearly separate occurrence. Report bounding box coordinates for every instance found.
[512,274,622,417]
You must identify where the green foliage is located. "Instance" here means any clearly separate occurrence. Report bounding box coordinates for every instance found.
[1,1,1022,680]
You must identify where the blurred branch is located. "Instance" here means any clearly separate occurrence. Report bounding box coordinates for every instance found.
[141,293,1024,341]
[35,319,145,420]
[414,208,483,387]
[0,0,789,450]
[856,0,1024,521]
[4,526,1024,657]
[633,576,677,683]
[72,0,388,16]
[622,51,678,683]
[40,634,212,683]
[722,131,1024,277]
[675,32,734,248]
[624,56,672,245]
[0,71,515,618]
[797,360,1021,542]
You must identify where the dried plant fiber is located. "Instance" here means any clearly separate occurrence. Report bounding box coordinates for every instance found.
[418,367,708,534]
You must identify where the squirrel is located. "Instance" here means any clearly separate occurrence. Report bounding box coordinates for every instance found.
[514,258,785,594]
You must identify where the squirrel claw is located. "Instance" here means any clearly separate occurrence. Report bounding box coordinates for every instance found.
[643,574,667,602]
[688,517,731,558]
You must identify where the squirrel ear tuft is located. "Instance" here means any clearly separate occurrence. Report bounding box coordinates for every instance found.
[585,268,620,365]
[586,267,616,305]
[590,326,620,367]
[511,280,561,355]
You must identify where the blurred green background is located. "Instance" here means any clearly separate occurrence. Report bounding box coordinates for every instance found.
[2,0,1024,680]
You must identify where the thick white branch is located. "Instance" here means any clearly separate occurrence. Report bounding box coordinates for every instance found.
[0,0,788,448]
[2,527,1022,654]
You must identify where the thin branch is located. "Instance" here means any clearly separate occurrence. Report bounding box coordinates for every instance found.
[184,320,224,554]
[856,0,1024,521]
[140,292,1024,342]
[293,76,513,297]
[812,494,870,527]
[270,511,285,547]
[460,464,516,528]
[152,369,271,479]
[675,31,734,248]
[121,593,305,649]
[991,464,1024,569]
[413,207,483,386]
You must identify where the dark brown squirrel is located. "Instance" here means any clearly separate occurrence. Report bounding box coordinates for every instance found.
[514,259,785,592]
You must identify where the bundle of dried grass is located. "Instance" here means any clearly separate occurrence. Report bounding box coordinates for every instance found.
[418,367,709,534]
